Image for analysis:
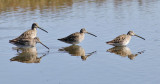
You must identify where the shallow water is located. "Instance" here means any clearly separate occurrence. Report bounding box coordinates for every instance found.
[0,0,160,84]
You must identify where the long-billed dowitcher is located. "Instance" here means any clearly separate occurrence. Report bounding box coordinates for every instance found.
[58,28,97,44]
[9,37,49,49]
[106,31,145,46]
[10,23,48,42]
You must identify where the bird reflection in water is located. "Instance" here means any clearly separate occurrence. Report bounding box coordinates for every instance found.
[59,45,96,61]
[107,46,145,60]
[10,47,48,63]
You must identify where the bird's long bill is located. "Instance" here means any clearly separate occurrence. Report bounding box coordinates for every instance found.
[39,42,50,49]
[38,27,48,33]
[135,35,145,40]
[87,32,97,37]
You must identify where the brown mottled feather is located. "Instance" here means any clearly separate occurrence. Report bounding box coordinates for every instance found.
[58,32,80,42]
[107,34,127,44]
[9,29,36,42]
[10,37,36,47]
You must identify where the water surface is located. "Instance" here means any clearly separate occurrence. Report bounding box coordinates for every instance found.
[0,0,160,84]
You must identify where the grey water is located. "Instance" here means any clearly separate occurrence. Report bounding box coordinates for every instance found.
[0,0,160,84]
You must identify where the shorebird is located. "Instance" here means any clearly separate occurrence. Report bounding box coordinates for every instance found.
[106,31,145,46]
[10,23,48,42]
[9,37,49,49]
[58,28,97,44]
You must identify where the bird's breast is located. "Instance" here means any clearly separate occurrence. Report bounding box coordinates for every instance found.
[78,34,85,42]
[122,36,131,45]
[30,30,37,38]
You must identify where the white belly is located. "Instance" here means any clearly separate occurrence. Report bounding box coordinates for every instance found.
[113,37,131,46]
[72,34,85,44]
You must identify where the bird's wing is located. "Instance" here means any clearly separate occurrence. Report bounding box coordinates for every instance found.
[17,30,33,39]
[108,34,127,43]
[16,38,32,45]
[59,32,80,42]
[10,30,33,42]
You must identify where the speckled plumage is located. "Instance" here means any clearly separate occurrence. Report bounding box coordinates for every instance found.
[11,28,37,42]
[9,23,48,43]
[107,34,131,46]
[9,37,49,49]
[58,28,97,44]
[107,31,145,46]
[58,32,85,44]
[10,37,38,47]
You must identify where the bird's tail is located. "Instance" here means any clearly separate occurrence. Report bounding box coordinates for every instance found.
[57,38,64,41]
[106,41,113,45]
[9,39,16,43]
